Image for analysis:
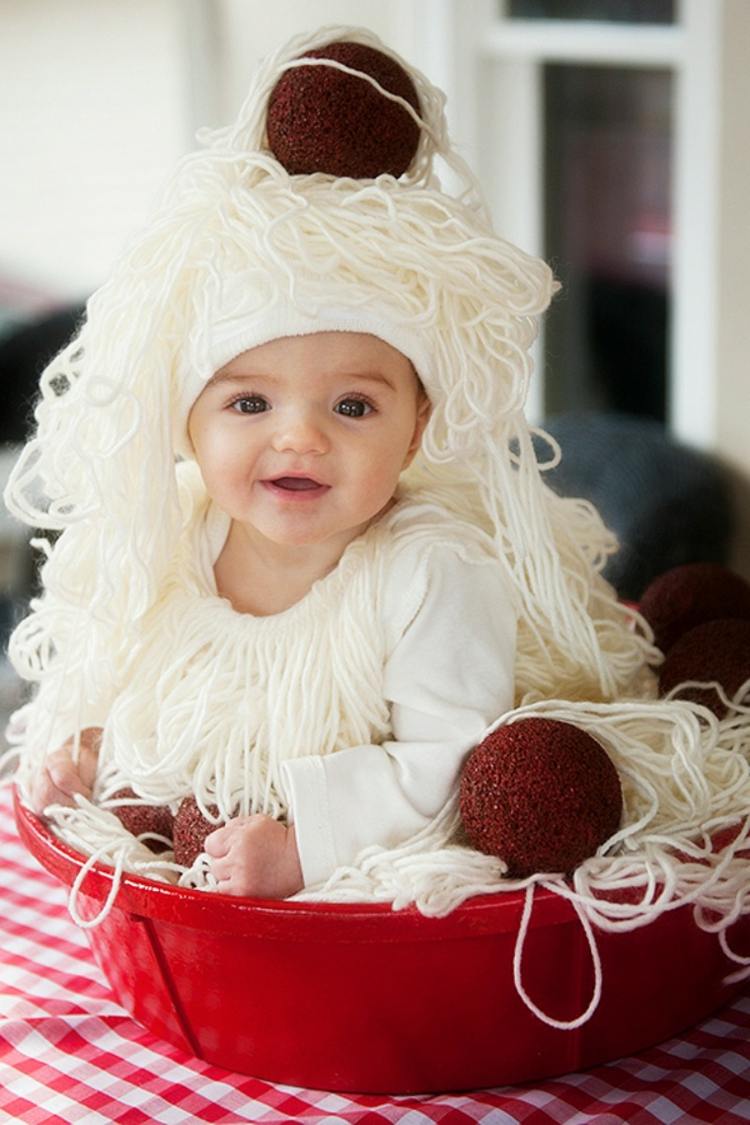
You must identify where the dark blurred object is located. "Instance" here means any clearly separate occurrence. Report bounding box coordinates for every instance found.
[538,413,734,601]
[543,63,672,423]
[639,562,750,654]
[588,277,667,420]
[0,304,84,671]
[0,304,85,443]
[0,443,34,692]
[508,1,674,21]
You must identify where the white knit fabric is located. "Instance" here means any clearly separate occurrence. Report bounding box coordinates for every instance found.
[175,293,434,456]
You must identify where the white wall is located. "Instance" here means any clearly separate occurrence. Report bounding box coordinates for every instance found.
[0,0,190,300]
[216,0,403,120]
[0,0,407,304]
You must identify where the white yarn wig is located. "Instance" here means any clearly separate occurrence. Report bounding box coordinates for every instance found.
[6,26,649,717]
[5,28,750,974]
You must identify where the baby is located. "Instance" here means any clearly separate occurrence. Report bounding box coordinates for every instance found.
[24,323,517,896]
[8,26,696,916]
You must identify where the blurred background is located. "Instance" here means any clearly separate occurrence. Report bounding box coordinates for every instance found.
[1,0,749,721]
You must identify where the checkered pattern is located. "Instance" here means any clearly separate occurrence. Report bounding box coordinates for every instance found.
[1,785,748,1124]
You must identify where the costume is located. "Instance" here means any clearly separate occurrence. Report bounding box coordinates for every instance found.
[3,25,748,956]
[47,464,516,889]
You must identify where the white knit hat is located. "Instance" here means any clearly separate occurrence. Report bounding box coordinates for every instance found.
[181,303,432,409]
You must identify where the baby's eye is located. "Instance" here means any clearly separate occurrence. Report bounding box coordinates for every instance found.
[230,395,270,414]
[334,397,374,418]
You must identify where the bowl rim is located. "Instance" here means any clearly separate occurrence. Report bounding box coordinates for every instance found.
[13,786,577,941]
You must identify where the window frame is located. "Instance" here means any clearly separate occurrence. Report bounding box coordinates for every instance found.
[400,0,745,455]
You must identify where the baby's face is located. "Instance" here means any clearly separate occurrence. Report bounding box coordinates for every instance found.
[187,331,430,551]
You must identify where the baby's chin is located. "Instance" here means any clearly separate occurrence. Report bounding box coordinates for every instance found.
[245,511,392,556]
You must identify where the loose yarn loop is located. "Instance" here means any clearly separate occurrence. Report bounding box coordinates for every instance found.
[49,798,181,930]
[513,883,603,1031]
[68,845,128,931]
[274,57,429,133]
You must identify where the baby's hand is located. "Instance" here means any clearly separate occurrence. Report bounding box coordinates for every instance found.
[30,727,102,815]
[204,814,304,899]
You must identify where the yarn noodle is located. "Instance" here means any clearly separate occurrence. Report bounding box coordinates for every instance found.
[513,883,603,1031]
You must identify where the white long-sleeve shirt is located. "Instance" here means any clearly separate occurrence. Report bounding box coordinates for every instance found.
[281,538,517,886]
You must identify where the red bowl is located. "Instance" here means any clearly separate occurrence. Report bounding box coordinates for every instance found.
[14,788,749,1094]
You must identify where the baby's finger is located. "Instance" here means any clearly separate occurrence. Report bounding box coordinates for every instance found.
[215,878,243,898]
[208,854,234,884]
[204,826,230,857]
[30,769,76,814]
[46,751,92,798]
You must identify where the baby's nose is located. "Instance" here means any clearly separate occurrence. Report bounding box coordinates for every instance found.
[271,410,330,455]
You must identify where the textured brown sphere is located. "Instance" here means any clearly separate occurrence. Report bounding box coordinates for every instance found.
[111,788,173,853]
[267,41,421,179]
[640,563,750,655]
[658,618,750,717]
[459,719,623,877]
[173,796,224,867]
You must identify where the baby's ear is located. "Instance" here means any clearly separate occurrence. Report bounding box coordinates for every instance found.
[404,388,432,467]
[417,385,431,417]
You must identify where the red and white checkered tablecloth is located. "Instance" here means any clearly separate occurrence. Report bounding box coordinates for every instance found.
[1,784,748,1125]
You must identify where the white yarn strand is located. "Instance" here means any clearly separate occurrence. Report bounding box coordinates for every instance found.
[512,883,603,1031]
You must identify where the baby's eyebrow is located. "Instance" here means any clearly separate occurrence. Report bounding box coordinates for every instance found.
[335,370,397,390]
[210,369,397,390]
[209,370,265,386]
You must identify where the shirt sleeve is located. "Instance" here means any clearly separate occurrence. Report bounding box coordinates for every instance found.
[280,544,517,888]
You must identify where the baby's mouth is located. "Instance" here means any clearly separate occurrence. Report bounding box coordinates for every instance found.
[270,477,324,491]
[262,476,330,498]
